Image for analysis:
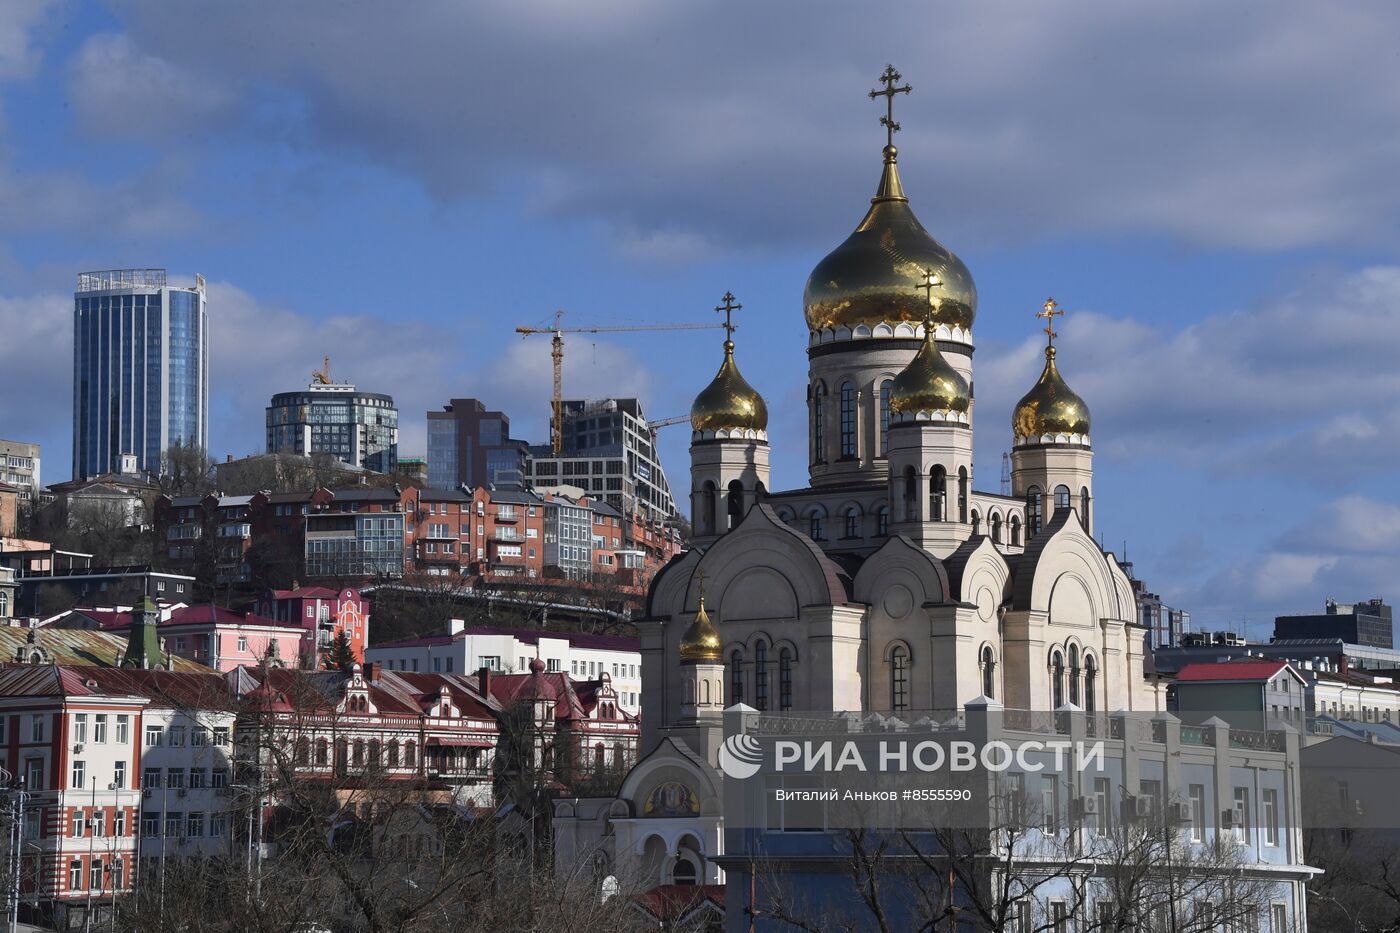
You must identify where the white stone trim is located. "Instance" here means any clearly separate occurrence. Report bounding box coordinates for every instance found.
[809,320,973,348]
[691,427,769,442]
[1014,432,1091,447]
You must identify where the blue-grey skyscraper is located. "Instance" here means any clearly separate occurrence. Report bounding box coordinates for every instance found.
[72,269,209,480]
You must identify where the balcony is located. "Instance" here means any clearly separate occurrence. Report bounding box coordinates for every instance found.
[493,528,521,542]
[494,507,518,522]
[218,523,251,538]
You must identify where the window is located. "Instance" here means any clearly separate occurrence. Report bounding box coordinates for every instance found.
[811,383,826,463]
[1054,484,1070,514]
[1189,784,1206,842]
[1050,901,1068,933]
[754,640,769,711]
[1026,486,1042,537]
[1094,777,1111,836]
[727,480,744,529]
[1068,645,1081,707]
[1051,651,1065,709]
[187,812,205,837]
[237,636,249,652]
[167,726,185,747]
[213,726,230,746]
[25,758,42,791]
[69,861,82,891]
[808,511,825,541]
[971,509,980,535]
[930,466,947,521]
[165,769,185,789]
[141,812,159,837]
[404,741,416,768]
[1080,487,1090,530]
[1010,515,1021,546]
[91,810,104,837]
[843,508,859,539]
[1271,904,1288,932]
[1042,776,1060,834]
[74,713,87,745]
[189,769,206,789]
[30,715,44,743]
[1234,787,1251,844]
[211,814,228,837]
[142,768,160,790]
[116,716,129,744]
[93,715,107,743]
[1262,788,1279,846]
[980,646,996,699]
[145,725,162,747]
[890,645,910,712]
[192,727,208,747]
[878,379,893,454]
[779,648,794,711]
[165,813,182,838]
[730,650,744,705]
[114,810,125,837]
[876,505,889,537]
[113,761,126,787]
[70,811,83,838]
[211,769,228,789]
[839,381,856,458]
[958,467,969,523]
[71,760,85,789]
[991,513,1003,544]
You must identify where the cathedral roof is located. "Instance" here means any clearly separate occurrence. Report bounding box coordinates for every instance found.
[1012,345,1091,445]
[888,320,971,419]
[678,593,723,663]
[803,145,977,337]
[690,340,767,435]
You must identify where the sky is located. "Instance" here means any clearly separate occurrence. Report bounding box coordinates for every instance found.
[3,1,1400,634]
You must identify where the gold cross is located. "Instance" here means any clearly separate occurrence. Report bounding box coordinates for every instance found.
[916,268,941,330]
[715,292,741,341]
[1037,297,1065,346]
[694,568,707,602]
[869,65,912,149]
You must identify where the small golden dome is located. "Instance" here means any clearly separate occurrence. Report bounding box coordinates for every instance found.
[679,594,722,663]
[1012,346,1091,442]
[889,326,971,417]
[691,341,768,434]
[803,146,977,335]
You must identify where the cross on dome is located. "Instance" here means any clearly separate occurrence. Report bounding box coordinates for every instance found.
[714,292,741,343]
[869,65,912,150]
[917,268,942,330]
[1037,297,1065,346]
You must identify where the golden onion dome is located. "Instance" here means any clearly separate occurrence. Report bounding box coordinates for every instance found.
[803,146,977,336]
[1012,346,1091,443]
[679,594,722,663]
[690,340,768,434]
[888,324,971,417]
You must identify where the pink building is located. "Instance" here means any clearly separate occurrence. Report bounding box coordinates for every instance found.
[248,586,369,663]
[52,605,307,671]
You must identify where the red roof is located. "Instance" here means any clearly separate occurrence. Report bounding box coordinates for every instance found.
[271,587,342,600]
[632,885,724,922]
[1176,660,1290,683]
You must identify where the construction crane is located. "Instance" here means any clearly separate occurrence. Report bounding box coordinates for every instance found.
[645,415,692,445]
[515,311,725,455]
[311,355,334,385]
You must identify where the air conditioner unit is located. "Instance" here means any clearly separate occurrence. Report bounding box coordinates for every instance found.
[1073,796,1099,819]
[72,744,83,754]
[1128,795,1152,819]
[1170,802,1194,823]
[1220,806,1244,829]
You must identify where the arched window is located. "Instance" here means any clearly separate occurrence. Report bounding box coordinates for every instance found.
[316,738,329,767]
[971,509,981,535]
[353,739,366,767]
[876,505,890,537]
[779,648,793,711]
[843,508,859,539]
[1080,487,1091,531]
[754,640,770,711]
[672,856,698,886]
[902,466,917,521]
[1068,644,1081,707]
[729,650,744,705]
[388,740,400,767]
[294,737,310,765]
[1010,515,1022,546]
[1054,485,1071,515]
[808,511,825,541]
[1084,655,1097,714]
[890,645,910,712]
[369,739,382,768]
[991,513,1003,544]
[879,379,893,456]
[930,465,947,521]
[811,383,826,464]
[1026,486,1042,537]
[1051,651,1065,709]
[727,480,744,529]
[334,738,348,774]
[839,381,857,459]
[958,467,969,523]
[404,740,417,768]
[700,481,716,535]
[981,646,996,699]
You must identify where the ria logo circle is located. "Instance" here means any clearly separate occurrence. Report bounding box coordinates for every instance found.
[718,734,763,779]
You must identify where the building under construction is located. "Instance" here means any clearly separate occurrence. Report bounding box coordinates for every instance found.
[522,398,678,522]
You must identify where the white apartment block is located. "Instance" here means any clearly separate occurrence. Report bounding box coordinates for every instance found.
[366,621,642,713]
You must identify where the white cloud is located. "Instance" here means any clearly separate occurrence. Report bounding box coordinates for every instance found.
[0,0,55,80]
[67,33,235,138]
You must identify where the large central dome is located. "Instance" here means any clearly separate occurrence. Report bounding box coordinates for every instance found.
[803,145,977,336]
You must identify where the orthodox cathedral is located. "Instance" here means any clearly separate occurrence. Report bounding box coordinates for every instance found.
[553,67,1164,899]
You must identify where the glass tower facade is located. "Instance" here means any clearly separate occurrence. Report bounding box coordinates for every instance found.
[72,270,208,480]
[267,384,399,473]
